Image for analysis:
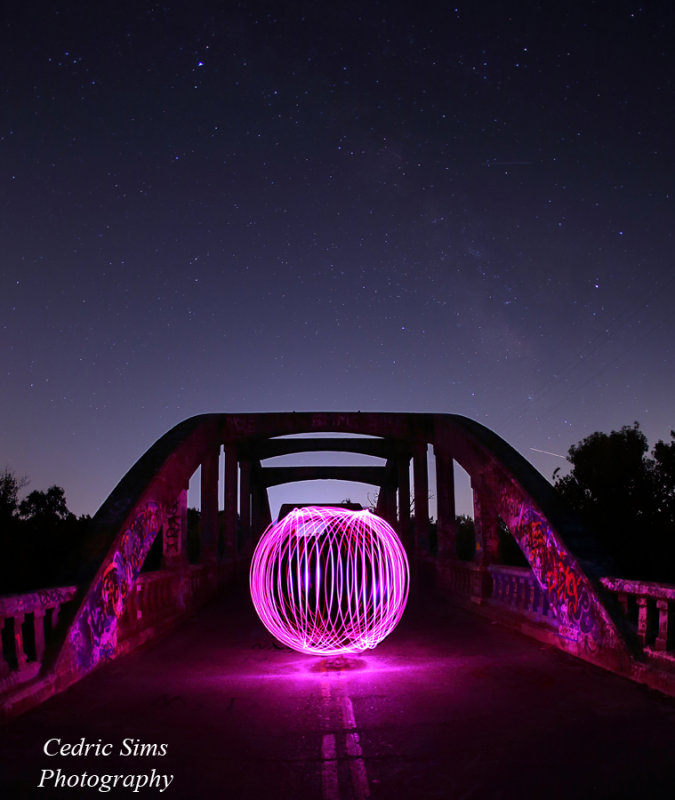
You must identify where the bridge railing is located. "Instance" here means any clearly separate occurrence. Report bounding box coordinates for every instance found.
[426,545,675,694]
[435,556,475,597]
[600,576,675,658]
[117,562,235,650]
[487,564,554,625]
[0,586,77,693]
[0,559,238,714]
[431,556,557,630]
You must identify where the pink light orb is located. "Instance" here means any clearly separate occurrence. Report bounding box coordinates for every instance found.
[249,506,410,656]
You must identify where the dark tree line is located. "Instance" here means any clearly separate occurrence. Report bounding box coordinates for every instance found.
[1,422,673,594]
[554,423,675,581]
[0,468,91,593]
[448,422,675,581]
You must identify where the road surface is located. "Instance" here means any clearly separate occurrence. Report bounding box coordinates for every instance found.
[2,575,674,798]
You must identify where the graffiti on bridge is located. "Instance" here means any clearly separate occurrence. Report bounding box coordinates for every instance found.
[500,490,609,653]
[69,502,162,672]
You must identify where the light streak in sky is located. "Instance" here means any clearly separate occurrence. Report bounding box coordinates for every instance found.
[530,448,567,459]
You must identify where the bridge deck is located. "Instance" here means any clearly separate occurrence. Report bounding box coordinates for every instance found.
[2,577,674,799]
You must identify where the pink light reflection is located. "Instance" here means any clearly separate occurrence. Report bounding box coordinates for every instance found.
[249,507,410,656]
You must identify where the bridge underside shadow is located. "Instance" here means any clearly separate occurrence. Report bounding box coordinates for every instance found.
[1,577,673,800]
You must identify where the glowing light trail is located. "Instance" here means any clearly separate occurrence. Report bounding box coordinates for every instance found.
[250,507,409,656]
[529,447,567,458]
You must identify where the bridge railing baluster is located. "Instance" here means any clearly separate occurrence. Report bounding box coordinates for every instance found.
[0,586,77,693]
[485,565,556,627]
[600,577,675,660]
[656,600,669,652]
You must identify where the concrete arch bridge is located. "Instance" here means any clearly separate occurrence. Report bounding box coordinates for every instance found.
[2,412,674,721]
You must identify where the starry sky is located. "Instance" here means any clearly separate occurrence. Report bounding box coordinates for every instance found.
[2,1,673,518]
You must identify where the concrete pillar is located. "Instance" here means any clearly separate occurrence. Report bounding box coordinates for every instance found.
[224,446,238,560]
[51,603,62,629]
[413,442,429,555]
[388,489,398,530]
[373,458,396,529]
[250,476,270,553]
[379,485,397,529]
[163,488,188,569]
[13,613,28,670]
[637,597,649,645]
[239,458,251,555]
[33,610,46,662]
[200,445,220,562]
[376,487,386,518]
[0,618,10,676]
[656,600,669,651]
[397,455,411,547]
[472,473,500,567]
[259,486,272,530]
[435,452,457,559]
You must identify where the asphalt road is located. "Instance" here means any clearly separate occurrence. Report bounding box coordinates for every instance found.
[2,575,674,799]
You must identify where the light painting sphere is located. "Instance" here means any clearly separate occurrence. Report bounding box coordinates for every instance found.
[249,507,410,655]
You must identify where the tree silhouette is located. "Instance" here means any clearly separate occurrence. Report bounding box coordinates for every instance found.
[0,466,28,526]
[652,431,675,527]
[19,485,73,526]
[555,423,675,580]
[0,478,91,593]
[455,514,475,561]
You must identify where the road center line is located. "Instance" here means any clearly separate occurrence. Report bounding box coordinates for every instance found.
[342,694,371,799]
[320,673,371,799]
[321,734,340,800]
[341,695,357,729]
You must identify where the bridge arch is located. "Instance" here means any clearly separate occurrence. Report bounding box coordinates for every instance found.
[53,412,632,688]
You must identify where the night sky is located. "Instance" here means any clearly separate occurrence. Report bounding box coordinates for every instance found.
[2,1,673,518]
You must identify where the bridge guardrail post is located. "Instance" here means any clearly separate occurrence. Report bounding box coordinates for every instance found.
[655,600,669,651]
[12,613,28,670]
[470,566,493,604]
[637,597,650,645]
[0,618,10,677]
[33,610,46,663]
[163,489,189,569]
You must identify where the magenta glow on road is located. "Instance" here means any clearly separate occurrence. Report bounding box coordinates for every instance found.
[250,507,410,655]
